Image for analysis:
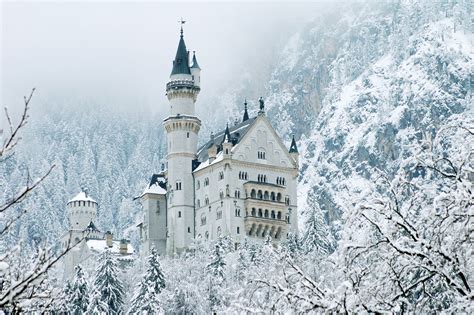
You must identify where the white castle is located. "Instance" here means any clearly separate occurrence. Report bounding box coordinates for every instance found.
[138,26,299,256]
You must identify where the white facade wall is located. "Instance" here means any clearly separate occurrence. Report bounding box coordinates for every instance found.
[141,194,167,256]
[67,201,97,230]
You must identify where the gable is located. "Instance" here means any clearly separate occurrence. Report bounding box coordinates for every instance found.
[232,115,296,168]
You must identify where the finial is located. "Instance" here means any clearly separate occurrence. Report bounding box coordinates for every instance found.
[179,18,186,37]
[244,99,247,109]
[242,99,249,122]
[259,97,265,111]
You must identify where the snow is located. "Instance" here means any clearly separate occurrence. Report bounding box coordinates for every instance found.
[193,151,224,172]
[68,191,97,203]
[86,239,134,255]
[142,182,166,196]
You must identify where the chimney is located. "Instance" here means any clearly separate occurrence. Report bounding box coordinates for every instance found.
[119,239,128,255]
[105,231,113,248]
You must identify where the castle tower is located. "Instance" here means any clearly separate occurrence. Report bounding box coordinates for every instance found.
[164,25,201,254]
[67,189,98,231]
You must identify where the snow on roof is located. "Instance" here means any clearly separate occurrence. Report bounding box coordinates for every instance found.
[86,239,134,255]
[68,191,97,204]
[142,182,166,195]
[193,151,224,172]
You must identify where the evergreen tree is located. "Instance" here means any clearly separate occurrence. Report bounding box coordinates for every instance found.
[92,250,124,314]
[206,243,226,282]
[69,265,89,315]
[128,248,165,314]
[301,191,332,255]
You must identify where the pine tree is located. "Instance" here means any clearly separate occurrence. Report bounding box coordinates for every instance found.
[206,243,226,282]
[69,265,89,315]
[301,191,332,255]
[91,250,124,314]
[128,248,165,314]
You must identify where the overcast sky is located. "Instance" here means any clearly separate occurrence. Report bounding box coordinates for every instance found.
[1,1,326,122]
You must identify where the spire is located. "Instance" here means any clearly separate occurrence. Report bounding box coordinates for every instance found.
[222,123,231,143]
[289,135,298,153]
[170,23,191,76]
[191,51,201,69]
[258,97,265,113]
[242,99,249,122]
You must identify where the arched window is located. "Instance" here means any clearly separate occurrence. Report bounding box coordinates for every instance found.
[257,149,266,160]
[219,190,224,199]
[217,226,222,236]
[257,190,263,199]
[201,213,206,226]
[251,189,256,198]
[271,192,276,201]
[218,171,224,180]
[176,181,182,190]
[264,191,269,200]
[235,208,241,217]
[285,196,290,205]
[264,209,269,218]
[205,231,209,240]
[205,196,209,205]
[237,227,240,234]
[277,193,282,202]
[277,211,282,220]
[251,208,256,216]
[271,210,276,219]
[258,208,263,217]
[178,211,182,218]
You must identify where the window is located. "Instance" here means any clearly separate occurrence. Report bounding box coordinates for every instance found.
[217,226,222,236]
[257,174,267,183]
[201,213,206,225]
[205,231,209,240]
[217,209,222,220]
[205,196,209,205]
[176,181,182,190]
[219,191,224,199]
[257,149,266,159]
[178,211,182,218]
[188,227,191,233]
[196,180,200,189]
[225,149,229,154]
[237,227,240,234]
[235,208,241,217]
[277,177,286,186]
[239,171,248,180]
[218,171,224,180]
[156,201,160,214]
[285,196,290,206]
[197,199,201,207]
[187,132,190,138]
[204,178,209,186]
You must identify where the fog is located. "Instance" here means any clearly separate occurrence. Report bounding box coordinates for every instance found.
[1,1,327,121]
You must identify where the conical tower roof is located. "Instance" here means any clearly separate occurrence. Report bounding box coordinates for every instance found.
[289,135,298,153]
[170,30,191,76]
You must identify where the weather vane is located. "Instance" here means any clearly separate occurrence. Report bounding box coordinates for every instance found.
[179,18,186,36]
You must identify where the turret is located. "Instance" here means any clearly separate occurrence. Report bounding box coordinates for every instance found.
[289,135,299,166]
[242,100,249,122]
[67,189,98,230]
[222,123,233,157]
[208,133,217,163]
[190,51,201,88]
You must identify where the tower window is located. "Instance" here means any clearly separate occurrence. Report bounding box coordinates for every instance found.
[178,211,182,218]
[188,227,191,233]
[237,227,240,234]
[187,132,190,138]
[176,181,182,190]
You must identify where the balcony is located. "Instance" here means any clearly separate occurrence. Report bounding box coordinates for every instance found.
[244,214,288,240]
[166,80,200,92]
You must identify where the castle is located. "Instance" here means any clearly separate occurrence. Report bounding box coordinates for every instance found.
[61,191,135,277]
[138,26,299,256]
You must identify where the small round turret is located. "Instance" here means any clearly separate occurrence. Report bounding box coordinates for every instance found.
[67,190,98,230]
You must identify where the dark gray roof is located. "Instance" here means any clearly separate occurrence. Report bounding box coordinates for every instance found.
[170,35,191,75]
[289,135,298,153]
[197,117,257,162]
[242,101,249,122]
[191,52,200,69]
[85,221,100,232]
[149,174,167,190]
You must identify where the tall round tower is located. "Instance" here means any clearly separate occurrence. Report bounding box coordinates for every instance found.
[164,25,201,254]
[67,189,98,230]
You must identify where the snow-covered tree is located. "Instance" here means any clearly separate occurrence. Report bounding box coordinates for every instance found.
[91,250,124,314]
[128,248,165,314]
[301,190,332,255]
[69,265,89,314]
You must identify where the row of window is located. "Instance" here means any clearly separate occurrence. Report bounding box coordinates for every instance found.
[248,207,289,222]
[68,201,96,208]
[197,226,241,240]
[200,207,242,226]
[196,189,289,209]
[257,151,266,159]
[196,173,286,189]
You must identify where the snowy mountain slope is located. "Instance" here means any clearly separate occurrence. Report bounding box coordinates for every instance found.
[293,15,472,227]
